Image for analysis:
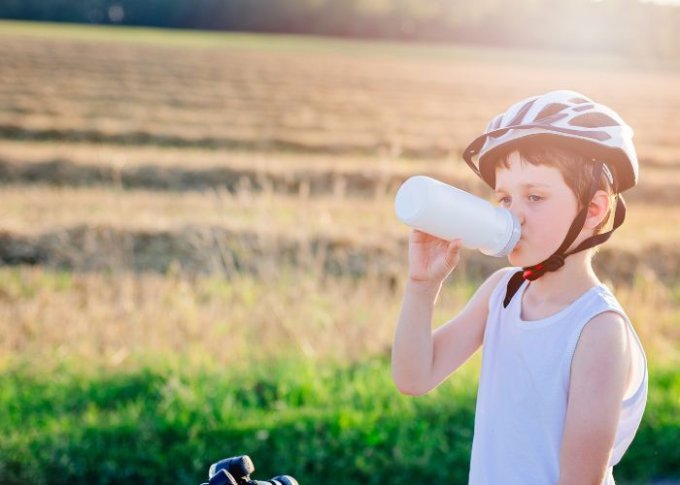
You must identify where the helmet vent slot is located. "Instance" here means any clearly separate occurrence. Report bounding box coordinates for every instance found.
[573,103,595,112]
[570,113,620,128]
[534,103,568,121]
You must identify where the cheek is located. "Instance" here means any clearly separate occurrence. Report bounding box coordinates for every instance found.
[527,202,576,246]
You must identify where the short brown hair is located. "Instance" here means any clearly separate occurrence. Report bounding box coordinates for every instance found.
[495,145,616,234]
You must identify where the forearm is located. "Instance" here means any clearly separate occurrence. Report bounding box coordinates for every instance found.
[391,280,441,395]
[558,434,614,485]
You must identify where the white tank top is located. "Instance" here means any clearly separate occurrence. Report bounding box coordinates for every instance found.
[468,268,648,485]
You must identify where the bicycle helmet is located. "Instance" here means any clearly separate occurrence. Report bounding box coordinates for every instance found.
[461,90,639,307]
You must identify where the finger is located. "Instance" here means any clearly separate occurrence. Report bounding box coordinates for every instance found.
[411,229,450,245]
[410,229,432,243]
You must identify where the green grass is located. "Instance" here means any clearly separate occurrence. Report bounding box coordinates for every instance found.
[0,357,677,484]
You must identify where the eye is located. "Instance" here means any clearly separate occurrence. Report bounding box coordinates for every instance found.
[497,196,511,206]
[528,195,543,202]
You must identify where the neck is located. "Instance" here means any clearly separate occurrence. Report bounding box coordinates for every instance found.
[525,250,600,305]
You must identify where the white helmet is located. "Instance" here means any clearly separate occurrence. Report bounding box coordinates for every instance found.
[462,90,640,308]
[462,90,639,193]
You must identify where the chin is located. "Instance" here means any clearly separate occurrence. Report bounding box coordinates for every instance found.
[507,254,526,268]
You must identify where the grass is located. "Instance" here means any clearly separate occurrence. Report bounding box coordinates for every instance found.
[0,255,680,368]
[0,266,474,371]
[0,356,477,484]
[0,265,677,375]
[0,356,677,484]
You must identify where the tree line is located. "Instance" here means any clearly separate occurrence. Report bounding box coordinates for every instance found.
[1,0,679,59]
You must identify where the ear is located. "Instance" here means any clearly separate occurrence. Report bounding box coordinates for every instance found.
[584,190,611,230]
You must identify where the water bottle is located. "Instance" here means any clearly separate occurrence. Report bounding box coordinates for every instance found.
[394,175,521,257]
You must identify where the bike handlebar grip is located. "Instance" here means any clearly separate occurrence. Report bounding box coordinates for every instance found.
[209,455,255,479]
[208,469,238,485]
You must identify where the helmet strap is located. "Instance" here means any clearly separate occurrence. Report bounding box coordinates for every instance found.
[502,161,626,308]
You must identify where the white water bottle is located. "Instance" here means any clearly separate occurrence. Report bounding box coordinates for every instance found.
[394,175,521,257]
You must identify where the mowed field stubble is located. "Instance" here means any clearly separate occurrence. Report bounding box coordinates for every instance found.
[0,20,679,484]
[0,20,680,364]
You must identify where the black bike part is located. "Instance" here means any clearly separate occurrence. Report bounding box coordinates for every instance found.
[209,455,255,480]
[271,475,299,485]
[209,469,238,485]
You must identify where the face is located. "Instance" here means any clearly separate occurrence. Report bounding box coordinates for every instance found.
[494,150,579,267]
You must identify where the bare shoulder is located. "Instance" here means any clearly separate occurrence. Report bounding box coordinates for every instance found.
[491,266,518,283]
[438,266,516,327]
[577,311,629,355]
[455,266,517,312]
[571,311,630,393]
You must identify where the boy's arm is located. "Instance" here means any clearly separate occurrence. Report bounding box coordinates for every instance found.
[391,267,511,396]
[558,312,630,485]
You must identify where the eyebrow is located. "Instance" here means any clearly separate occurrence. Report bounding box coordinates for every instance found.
[495,182,551,193]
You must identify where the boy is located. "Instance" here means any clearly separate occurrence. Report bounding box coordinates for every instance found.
[391,90,648,484]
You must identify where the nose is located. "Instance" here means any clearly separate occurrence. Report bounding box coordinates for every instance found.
[507,202,526,226]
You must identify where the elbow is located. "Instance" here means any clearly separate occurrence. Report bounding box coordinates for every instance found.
[398,386,428,396]
[391,372,430,396]
[395,382,428,396]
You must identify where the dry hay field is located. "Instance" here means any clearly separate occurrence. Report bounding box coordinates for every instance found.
[0,21,679,369]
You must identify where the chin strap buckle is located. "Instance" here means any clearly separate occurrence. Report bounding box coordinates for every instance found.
[522,254,565,281]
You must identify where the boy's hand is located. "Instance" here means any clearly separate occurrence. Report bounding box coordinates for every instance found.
[408,229,462,286]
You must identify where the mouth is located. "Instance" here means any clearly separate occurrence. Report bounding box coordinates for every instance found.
[511,240,523,253]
